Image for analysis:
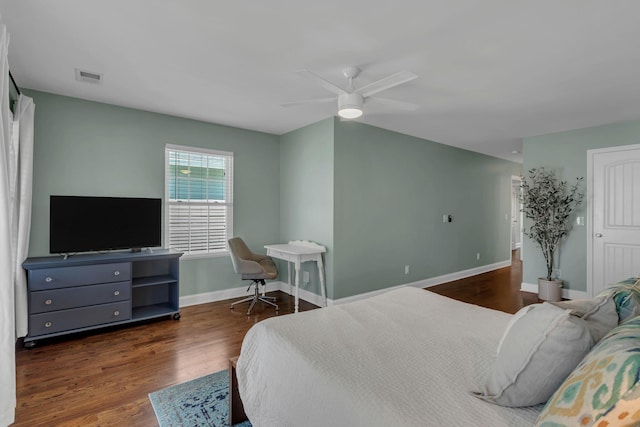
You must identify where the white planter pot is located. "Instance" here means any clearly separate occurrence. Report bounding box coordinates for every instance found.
[538,278,563,302]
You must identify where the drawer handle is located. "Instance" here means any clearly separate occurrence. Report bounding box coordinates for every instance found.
[114,271,120,276]
[45,321,52,328]
[45,299,52,305]
[114,310,120,316]
[45,276,53,283]
[114,290,120,296]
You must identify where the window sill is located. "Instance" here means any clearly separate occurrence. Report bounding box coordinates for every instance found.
[179,251,229,260]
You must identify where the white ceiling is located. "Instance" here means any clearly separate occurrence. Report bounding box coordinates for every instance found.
[2,1,640,162]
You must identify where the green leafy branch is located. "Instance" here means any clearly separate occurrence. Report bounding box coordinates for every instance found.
[520,168,584,280]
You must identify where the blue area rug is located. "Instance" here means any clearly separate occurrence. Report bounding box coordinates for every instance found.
[149,370,252,427]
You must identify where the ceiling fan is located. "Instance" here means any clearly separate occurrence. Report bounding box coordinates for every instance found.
[282,67,419,119]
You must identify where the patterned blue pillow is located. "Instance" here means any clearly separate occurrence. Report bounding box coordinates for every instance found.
[596,277,640,324]
[534,316,640,427]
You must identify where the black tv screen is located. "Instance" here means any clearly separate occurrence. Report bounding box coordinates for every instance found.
[50,196,162,253]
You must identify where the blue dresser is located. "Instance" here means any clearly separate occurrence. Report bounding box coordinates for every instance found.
[22,249,182,348]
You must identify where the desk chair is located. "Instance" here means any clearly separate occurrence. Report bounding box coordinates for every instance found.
[228,237,279,315]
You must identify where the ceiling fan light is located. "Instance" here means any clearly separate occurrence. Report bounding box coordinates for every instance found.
[338,107,363,119]
[338,92,364,119]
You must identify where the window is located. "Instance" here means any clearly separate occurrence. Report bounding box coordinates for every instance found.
[165,144,233,257]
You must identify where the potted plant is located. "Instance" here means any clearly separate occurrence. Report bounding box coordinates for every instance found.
[520,168,584,301]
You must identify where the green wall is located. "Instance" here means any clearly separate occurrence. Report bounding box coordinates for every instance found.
[333,121,521,299]
[26,90,281,296]
[279,118,335,297]
[26,89,524,301]
[522,119,640,293]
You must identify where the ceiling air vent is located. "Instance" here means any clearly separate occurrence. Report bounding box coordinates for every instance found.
[75,68,103,84]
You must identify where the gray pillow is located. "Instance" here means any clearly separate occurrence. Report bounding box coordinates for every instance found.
[476,303,593,407]
[550,294,618,342]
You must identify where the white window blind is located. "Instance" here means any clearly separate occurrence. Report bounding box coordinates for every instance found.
[165,144,233,256]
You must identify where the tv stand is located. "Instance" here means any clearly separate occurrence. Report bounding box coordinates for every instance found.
[22,249,182,348]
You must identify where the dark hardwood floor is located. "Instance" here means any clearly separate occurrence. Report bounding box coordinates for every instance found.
[13,250,536,426]
[429,249,539,314]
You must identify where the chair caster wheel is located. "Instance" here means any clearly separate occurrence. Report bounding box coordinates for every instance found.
[172,313,181,320]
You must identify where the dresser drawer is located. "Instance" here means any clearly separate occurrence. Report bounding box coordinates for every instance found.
[28,262,131,290]
[28,301,131,337]
[29,281,131,314]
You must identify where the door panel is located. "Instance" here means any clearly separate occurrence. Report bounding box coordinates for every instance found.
[591,146,640,294]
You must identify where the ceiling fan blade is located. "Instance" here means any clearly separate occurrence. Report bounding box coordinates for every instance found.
[356,71,418,98]
[367,97,419,111]
[296,69,345,95]
[281,97,336,108]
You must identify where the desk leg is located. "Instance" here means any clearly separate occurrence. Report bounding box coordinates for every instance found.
[294,260,301,313]
[316,255,327,307]
[287,262,292,296]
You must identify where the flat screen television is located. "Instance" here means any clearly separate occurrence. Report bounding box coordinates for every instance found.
[50,195,162,253]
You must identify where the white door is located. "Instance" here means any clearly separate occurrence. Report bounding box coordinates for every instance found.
[511,177,522,250]
[589,144,640,295]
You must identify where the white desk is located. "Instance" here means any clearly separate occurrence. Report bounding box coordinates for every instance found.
[264,241,327,313]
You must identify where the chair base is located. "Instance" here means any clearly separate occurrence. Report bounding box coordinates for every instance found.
[230,279,278,315]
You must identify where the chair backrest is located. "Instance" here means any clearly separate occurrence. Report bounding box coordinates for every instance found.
[228,237,252,274]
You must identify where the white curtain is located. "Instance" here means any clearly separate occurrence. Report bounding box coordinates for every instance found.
[0,18,34,425]
[12,95,35,339]
[0,20,16,427]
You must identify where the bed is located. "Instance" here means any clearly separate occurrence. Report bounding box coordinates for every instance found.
[236,287,543,426]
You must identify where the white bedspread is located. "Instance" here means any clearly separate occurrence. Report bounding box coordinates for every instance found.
[237,287,542,426]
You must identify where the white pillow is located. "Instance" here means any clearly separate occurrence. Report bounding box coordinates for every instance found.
[496,304,538,356]
[550,294,618,342]
[476,303,593,407]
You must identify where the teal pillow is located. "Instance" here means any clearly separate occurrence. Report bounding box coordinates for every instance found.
[534,316,640,427]
[596,277,640,324]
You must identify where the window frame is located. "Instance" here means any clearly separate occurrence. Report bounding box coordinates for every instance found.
[164,144,234,259]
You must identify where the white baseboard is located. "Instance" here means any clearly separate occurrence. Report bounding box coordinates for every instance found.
[179,281,326,308]
[327,284,405,306]
[179,259,516,308]
[282,282,327,307]
[179,281,284,307]
[520,282,588,300]
[420,259,512,288]
[329,259,512,306]
[520,282,538,294]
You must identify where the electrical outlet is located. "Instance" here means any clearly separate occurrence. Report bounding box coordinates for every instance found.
[404,265,410,275]
[552,269,561,279]
[476,253,480,261]
[303,271,310,283]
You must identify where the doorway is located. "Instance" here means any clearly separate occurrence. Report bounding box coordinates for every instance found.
[588,144,640,296]
[511,176,523,259]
